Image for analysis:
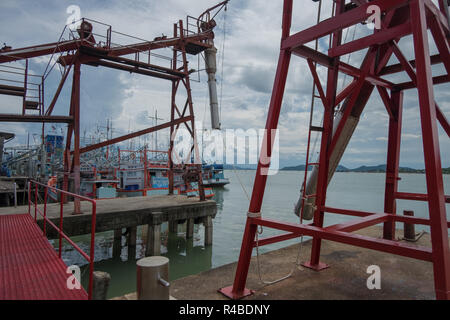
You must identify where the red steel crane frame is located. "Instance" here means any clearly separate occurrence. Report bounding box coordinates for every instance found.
[0,6,228,210]
[220,0,450,300]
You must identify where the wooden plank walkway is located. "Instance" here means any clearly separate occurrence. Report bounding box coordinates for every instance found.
[0,214,87,300]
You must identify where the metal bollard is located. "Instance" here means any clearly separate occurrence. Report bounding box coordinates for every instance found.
[403,210,416,241]
[136,256,170,300]
[92,271,111,300]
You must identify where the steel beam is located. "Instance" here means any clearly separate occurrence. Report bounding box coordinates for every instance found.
[308,0,345,270]
[0,40,81,64]
[220,0,293,300]
[45,63,73,116]
[85,59,181,81]
[254,217,433,262]
[324,214,388,232]
[282,0,407,50]
[72,61,81,214]
[379,54,442,75]
[76,116,192,154]
[0,114,73,123]
[292,45,394,88]
[383,90,403,240]
[328,23,412,58]
[410,0,450,300]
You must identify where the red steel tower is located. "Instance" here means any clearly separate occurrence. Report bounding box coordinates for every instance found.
[220,0,450,300]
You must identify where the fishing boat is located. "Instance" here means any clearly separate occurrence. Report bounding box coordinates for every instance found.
[80,149,214,199]
[202,163,230,187]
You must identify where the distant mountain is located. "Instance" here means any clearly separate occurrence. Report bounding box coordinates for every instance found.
[281,164,447,174]
[350,165,426,173]
[281,164,349,172]
[281,164,309,171]
[336,165,350,172]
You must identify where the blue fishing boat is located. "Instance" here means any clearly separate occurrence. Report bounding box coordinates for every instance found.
[202,163,230,187]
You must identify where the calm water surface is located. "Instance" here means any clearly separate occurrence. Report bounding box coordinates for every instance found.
[58,171,450,298]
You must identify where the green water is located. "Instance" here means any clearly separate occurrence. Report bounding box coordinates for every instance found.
[57,171,450,298]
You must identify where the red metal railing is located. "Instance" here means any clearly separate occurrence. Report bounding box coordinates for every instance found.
[27,180,97,300]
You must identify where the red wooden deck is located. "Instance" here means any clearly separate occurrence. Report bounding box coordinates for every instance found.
[0,214,87,300]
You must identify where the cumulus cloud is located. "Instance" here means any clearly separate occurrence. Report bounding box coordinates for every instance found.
[0,0,448,169]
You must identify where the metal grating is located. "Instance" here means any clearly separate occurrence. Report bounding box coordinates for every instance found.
[0,214,87,300]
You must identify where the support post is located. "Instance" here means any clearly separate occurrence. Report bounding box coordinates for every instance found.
[169,23,177,196]
[410,0,450,300]
[127,226,137,260]
[113,229,122,259]
[186,218,194,239]
[146,224,161,256]
[72,60,81,214]
[178,19,205,201]
[127,226,137,247]
[306,0,344,271]
[383,90,403,240]
[204,216,213,246]
[92,271,111,300]
[219,0,293,300]
[403,210,416,241]
[114,228,122,240]
[169,220,178,233]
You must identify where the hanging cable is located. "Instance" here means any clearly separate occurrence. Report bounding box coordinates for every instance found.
[231,164,305,286]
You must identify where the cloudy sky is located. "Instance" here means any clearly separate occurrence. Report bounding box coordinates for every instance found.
[0,0,449,169]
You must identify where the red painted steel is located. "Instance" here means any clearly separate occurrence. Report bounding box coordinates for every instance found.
[0,214,87,300]
[0,4,228,205]
[221,0,450,300]
[383,90,403,240]
[27,180,97,300]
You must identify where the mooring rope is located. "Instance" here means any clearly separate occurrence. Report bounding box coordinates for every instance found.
[230,165,305,286]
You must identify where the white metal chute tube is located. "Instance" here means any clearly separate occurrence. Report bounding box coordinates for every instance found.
[204,43,221,130]
[295,111,360,220]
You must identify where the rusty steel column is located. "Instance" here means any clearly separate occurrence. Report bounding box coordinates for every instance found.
[178,19,205,201]
[168,23,178,196]
[72,60,81,214]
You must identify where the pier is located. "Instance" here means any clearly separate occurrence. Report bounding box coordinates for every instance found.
[0,194,217,254]
[160,227,448,300]
[0,213,88,300]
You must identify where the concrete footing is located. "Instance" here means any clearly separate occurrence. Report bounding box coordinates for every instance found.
[113,229,122,258]
[169,220,178,233]
[127,226,137,247]
[186,218,194,239]
[204,216,213,246]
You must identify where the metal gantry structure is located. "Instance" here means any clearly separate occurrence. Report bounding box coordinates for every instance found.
[0,2,229,213]
[220,0,450,300]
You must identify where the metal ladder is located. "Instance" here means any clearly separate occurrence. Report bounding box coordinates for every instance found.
[299,0,333,219]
